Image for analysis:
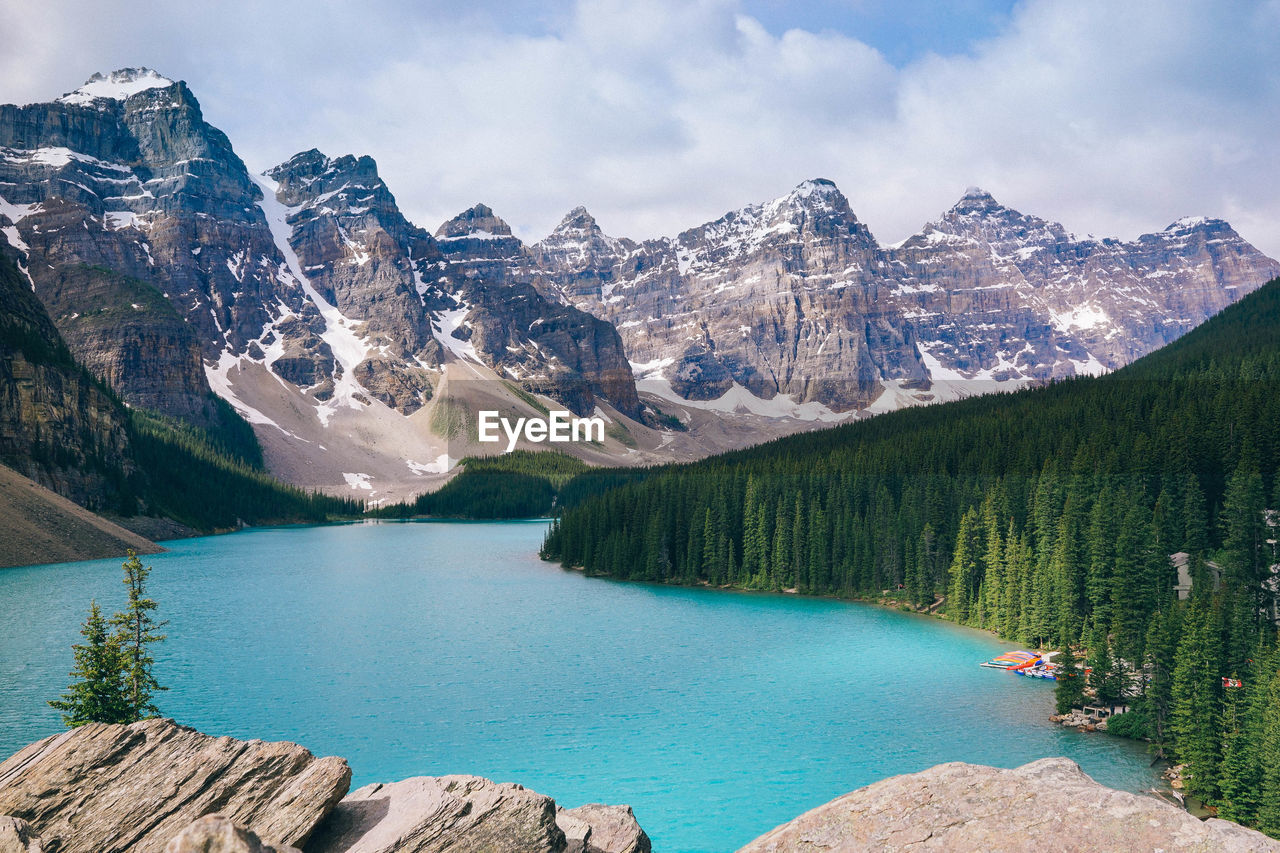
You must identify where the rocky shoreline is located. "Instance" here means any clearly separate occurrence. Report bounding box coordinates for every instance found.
[0,719,650,853]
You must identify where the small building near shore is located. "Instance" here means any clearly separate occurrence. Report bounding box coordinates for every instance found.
[1170,552,1220,600]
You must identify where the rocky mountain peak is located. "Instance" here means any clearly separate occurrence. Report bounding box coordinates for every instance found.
[752,178,871,244]
[552,205,599,235]
[267,149,386,207]
[537,205,634,260]
[675,176,870,264]
[768,177,855,221]
[268,148,329,179]
[57,68,176,107]
[435,204,514,239]
[947,185,1005,215]
[790,177,842,200]
[926,186,1070,249]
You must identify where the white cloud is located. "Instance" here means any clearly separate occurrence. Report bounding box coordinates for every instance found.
[1,0,1278,257]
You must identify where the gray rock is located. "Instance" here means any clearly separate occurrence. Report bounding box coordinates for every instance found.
[306,775,567,853]
[557,804,651,853]
[266,148,446,408]
[1,69,645,477]
[737,757,1280,852]
[0,69,298,425]
[165,815,301,853]
[433,204,641,418]
[0,816,43,853]
[0,719,351,853]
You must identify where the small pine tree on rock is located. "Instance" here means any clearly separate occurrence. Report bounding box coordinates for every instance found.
[48,601,131,727]
[111,550,168,720]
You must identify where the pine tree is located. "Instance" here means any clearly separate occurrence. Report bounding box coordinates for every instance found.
[48,601,131,727]
[948,508,981,623]
[1256,643,1280,836]
[1217,653,1263,824]
[1220,453,1268,671]
[1086,624,1123,707]
[1183,474,1209,556]
[1171,593,1222,803]
[1055,643,1085,715]
[1142,607,1180,759]
[111,551,168,720]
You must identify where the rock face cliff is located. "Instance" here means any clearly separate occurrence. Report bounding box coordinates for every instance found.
[0,246,137,510]
[0,69,283,428]
[433,204,641,418]
[737,757,1280,853]
[0,720,649,853]
[258,149,641,419]
[536,182,1279,411]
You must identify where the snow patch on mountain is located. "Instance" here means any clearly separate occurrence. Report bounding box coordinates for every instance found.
[1051,304,1110,332]
[342,472,373,491]
[205,351,295,436]
[252,172,372,426]
[433,304,480,363]
[58,69,174,106]
[630,356,675,380]
[406,454,454,475]
[0,196,36,288]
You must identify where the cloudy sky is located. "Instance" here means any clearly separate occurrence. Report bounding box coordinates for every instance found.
[3,0,1279,255]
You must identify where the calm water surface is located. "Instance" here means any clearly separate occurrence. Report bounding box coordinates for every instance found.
[0,521,1162,852]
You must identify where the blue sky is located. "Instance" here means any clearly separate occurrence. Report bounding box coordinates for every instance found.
[2,1,1278,257]
[742,0,1017,64]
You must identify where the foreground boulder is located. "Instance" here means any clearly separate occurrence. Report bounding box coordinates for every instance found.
[165,815,301,853]
[557,804,651,853]
[738,758,1280,852]
[0,719,351,853]
[306,775,647,853]
[0,816,44,853]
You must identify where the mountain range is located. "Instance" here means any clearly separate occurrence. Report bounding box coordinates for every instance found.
[533,180,1277,412]
[1,68,1276,503]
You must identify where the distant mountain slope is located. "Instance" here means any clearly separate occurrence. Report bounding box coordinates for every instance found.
[536,182,1278,412]
[3,68,1275,503]
[0,242,138,511]
[545,274,1280,591]
[0,244,359,539]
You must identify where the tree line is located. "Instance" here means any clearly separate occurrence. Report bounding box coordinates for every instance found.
[371,451,588,519]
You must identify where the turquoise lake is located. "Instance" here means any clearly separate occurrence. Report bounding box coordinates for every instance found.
[0,520,1164,851]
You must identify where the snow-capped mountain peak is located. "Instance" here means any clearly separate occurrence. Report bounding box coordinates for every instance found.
[58,68,175,106]
[772,178,850,215]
